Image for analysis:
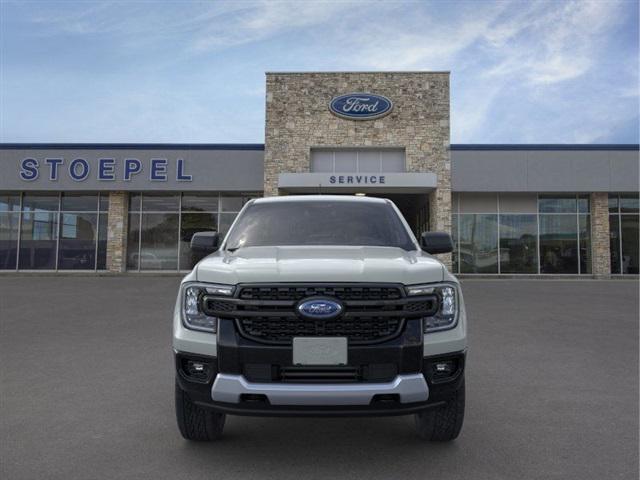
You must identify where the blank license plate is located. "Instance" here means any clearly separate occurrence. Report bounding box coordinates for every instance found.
[292,337,348,366]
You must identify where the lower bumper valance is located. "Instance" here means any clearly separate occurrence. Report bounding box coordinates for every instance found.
[211,373,429,406]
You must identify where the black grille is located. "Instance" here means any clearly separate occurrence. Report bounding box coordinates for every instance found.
[238,316,403,344]
[206,299,235,313]
[279,366,360,383]
[202,283,438,345]
[243,363,398,383]
[405,300,434,312]
[238,285,402,301]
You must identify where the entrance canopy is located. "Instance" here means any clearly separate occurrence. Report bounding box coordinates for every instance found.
[278,172,437,194]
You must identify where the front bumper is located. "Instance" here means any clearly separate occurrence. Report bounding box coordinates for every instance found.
[211,373,428,406]
[175,348,465,417]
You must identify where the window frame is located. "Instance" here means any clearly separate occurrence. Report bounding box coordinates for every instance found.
[609,193,640,275]
[310,148,406,173]
[3,192,107,271]
[451,193,592,275]
[127,192,257,272]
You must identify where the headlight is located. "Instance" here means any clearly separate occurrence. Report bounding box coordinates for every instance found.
[407,283,459,333]
[181,283,233,332]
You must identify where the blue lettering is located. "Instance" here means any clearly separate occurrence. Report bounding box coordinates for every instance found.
[69,158,90,181]
[370,176,377,184]
[380,175,385,184]
[124,159,142,180]
[176,159,192,181]
[347,176,353,184]
[150,159,167,181]
[329,176,336,184]
[98,158,116,180]
[45,158,63,180]
[338,176,345,184]
[356,176,363,183]
[20,158,39,181]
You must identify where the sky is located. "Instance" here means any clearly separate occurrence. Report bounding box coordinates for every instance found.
[0,0,638,144]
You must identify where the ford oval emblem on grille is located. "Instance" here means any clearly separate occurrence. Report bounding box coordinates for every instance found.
[297,298,343,320]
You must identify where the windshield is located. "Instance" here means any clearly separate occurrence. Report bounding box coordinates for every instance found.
[224,200,416,251]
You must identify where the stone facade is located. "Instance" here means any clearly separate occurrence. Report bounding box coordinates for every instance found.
[590,192,611,277]
[429,187,452,266]
[264,72,451,264]
[106,191,129,273]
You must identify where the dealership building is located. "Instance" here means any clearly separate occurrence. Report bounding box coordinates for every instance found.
[0,72,638,276]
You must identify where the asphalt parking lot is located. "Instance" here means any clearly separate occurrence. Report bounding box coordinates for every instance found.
[1,276,638,480]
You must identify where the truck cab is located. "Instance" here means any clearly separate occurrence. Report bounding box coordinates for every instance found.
[173,195,467,441]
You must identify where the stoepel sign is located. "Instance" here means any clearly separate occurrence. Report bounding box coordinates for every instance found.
[329,93,393,120]
[18,157,192,182]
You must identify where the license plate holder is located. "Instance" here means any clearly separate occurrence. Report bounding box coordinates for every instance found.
[292,337,348,366]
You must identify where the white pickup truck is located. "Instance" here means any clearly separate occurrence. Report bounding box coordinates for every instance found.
[173,195,467,441]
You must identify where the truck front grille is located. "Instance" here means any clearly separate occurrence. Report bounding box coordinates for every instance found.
[237,285,403,302]
[237,315,403,344]
[202,283,438,345]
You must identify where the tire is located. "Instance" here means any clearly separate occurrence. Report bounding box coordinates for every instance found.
[175,380,226,441]
[414,379,465,441]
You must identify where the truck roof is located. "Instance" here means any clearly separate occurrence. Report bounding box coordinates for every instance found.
[252,195,388,204]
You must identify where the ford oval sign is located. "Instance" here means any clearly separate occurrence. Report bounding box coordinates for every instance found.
[297,298,343,319]
[329,93,393,120]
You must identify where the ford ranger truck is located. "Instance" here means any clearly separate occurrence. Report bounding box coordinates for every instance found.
[173,195,467,441]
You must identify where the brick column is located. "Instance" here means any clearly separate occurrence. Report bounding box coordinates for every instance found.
[106,191,129,273]
[429,188,452,268]
[590,192,611,277]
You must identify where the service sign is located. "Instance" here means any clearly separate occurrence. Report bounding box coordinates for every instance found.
[329,93,393,120]
[278,172,438,193]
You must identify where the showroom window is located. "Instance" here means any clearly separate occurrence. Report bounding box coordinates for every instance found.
[126,192,257,271]
[0,192,21,269]
[311,149,405,173]
[451,193,591,274]
[499,214,538,274]
[609,193,639,274]
[538,195,590,274]
[0,192,108,270]
[457,214,499,273]
[453,193,499,274]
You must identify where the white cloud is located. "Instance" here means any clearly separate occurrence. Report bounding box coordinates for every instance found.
[4,0,637,143]
[331,4,509,70]
[483,0,623,85]
[186,1,363,52]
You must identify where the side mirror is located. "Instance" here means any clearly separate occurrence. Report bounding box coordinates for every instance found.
[190,231,219,254]
[420,231,453,254]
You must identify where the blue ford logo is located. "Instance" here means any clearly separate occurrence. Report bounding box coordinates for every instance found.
[329,93,393,120]
[297,298,343,319]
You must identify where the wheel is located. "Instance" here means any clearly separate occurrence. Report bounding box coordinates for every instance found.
[175,380,226,441]
[414,379,465,441]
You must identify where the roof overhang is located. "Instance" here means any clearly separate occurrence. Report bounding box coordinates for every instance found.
[278,172,437,194]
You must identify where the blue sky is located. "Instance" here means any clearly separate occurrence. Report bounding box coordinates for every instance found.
[1,0,638,144]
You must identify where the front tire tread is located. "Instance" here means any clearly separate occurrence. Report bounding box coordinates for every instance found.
[414,379,465,441]
[175,381,225,441]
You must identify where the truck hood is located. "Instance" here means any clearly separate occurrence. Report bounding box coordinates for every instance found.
[195,246,444,285]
